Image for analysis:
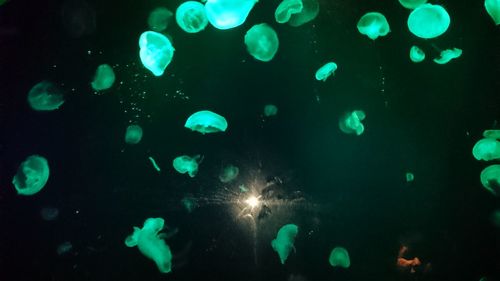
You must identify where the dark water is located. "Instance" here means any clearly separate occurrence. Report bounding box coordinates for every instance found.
[0,0,499,281]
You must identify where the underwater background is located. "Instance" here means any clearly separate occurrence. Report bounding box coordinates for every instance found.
[0,0,499,281]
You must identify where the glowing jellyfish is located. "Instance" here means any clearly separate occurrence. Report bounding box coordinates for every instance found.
[244,23,279,62]
[219,164,239,183]
[12,155,50,196]
[182,197,196,213]
[176,1,208,33]
[125,124,143,144]
[329,246,350,268]
[57,241,73,255]
[433,48,462,64]
[271,224,298,264]
[173,155,201,177]
[473,137,500,161]
[407,4,450,39]
[139,31,175,76]
[406,172,415,182]
[480,165,500,196]
[357,12,390,40]
[40,207,59,221]
[204,0,258,30]
[264,104,278,117]
[149,157,161,172]
[409,46,425,63]
[288,0,319,27]
[185,110,228,134]
[91,64,115,91]
[125,217,173,273]
[339,110,366,136]
[275,0,303,24]
[484,130,500,139]
[485,0,500,25]
[27,81,64,111]
[148,7,173,32]
[398,0,427,9]
[315,62,338,81]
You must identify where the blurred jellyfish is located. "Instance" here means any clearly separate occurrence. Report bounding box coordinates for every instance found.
[473,137,500,161]
[315,62,338,81]
[173,155,202,177]
[480,165,500,196]
[407,4,450,39]
[406,172,415,182]
[264,104,278,117]
[219,164,239,183]
[244,23,279,62]
[181,196,197,213]
[125,124,143,144]
[433,48,462,64]
[176,1,208,33]
[27,81,64,111]
[275,0,303,24]
[12,155,50,196]
[138,31,175,76]
[398,0,427,9]
[409,46,425,63]
[484,129,500,139]
[61,0,96,38]
[357,12,390,40]
[339,110,366,136]
[490,209,500,228]
[288,0,319,27]
[184,110,228,134]
[57,241,73,255]
[148,7,173,32]
[271,224,298,264]
[205,0,258,30]
[329,246,350,268]
[91,64,115,91]
[40,207,59,221]
[485,0,500,25]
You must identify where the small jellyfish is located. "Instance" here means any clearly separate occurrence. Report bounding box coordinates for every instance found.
[288,0,319,27]
[219,164,239,183]
[244,23,279,62]
[409,46,425,63]
[490,209,500,228]
[12,155,50,196]
[175,1,208,33]
[125,124,143,144]
[485,0,500,25]
[407,4,450,39]
[472,137,500,161]
[185,110,228,134]
[40,207,59,221]
[181,196,196,213]
[271,224,298,264]
[56,241,73,255]
[357,12,390,40]
[125,217,173,273]
[148,157,161,172]
[173,155,201,177]
[398,0,427,9]
[91,64,115,91]
[433,48,462,64]
[339,110,366,136]
[329,246,350,268]
[275,0,303,24]
[264,104,278,117]
[480,165,500,196]
[406,172,415,182]
[315,62,338,81]
[148,7,173,32]
[138,31,175,76]
[483,129,500,139]
[27,81,64,111]
[205,0,258,30]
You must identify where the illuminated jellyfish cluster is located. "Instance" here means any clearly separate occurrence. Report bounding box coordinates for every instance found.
[139,31,175,76]
[12,155,50,196]
[339,110,366,136]
[264,104,278,117]
[329,246,350,268]
[315,62,338,81]
[244,23,279,62]
[287,0,319,27]
[356,12,390,40]
[173,155,201,177]
[125,124,143,145]
[275,0,303,24]
[485,0,500,25]
[219,164,239,183]
[472,130,500,196]
[433,48,462,64]
[407,4,450,39]
[480,165,500,196]
[271,224,298,264]
[148,7,173,32]
[176,1,208,33]
[185,110,228,134]
[409,46,425,63]
[27,81,64,111]
[125,217,173,273]
[91,64,115,91]
[398,0,427,9]
[204,0,258,30]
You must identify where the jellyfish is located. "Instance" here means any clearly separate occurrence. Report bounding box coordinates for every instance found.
[356,12,390,40]
[329,246,350,268]
[27,81,64,111]
[271,224,298,264]
[91,64,115,91]
[472,137,500,161]
[175,1,208,33]
[125,124,143,144]
[275,0,303,24]
[409,46,425,63]
[12,155,50,196]
[138,31,175,76]
[244,23,279,62]
[339,110,366,136]
[264,104,278,117]
[406,172,415,182]
[125,217,173,273]
[480,165,500,196]
[181,196,196,213]
[173,155,201,177]
[288,0,319,27]
[219,164,239,183]
[433,48,462,64]
[57,241,73,255]
[407,4,450,39]
[148,157,161,172]
[315,62,338,81]
[398,0,427,9]
[40,207,59,221]
[204,0,258,30]
[485,0,500,25]
[184,110,228,134]
[491,209,500,228]
[484,129,500,139]
[148,7,173,32]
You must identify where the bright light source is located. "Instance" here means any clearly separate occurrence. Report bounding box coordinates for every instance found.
[245,196,260,208]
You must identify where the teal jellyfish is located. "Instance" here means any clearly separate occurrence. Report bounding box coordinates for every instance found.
[407,4,450,39]
[398,0,427,9]
[329,246,350,268]
[472,138,500,161]
[406,172,415,182]
[275,0,303,24]
[264,104,278,117]
[125,124,143,144]
[138,31,175,76]
[184,110,228,134]
[12,155,50,196]
[219,165,239,183]
[485,0,500,25]
[181,196,196,213]
[433,48,462,64]
[484,130,500,139]
[173,155,201,177]
[288,0,319,27]
[176,1,208,33]
[315,62,338,81]
[356,12,390,40]
[271,224,298,264]
[91,64,115,91]
[480,165,500,196]
[409,46,425,63]
[148,7,173,32]
[339,110,366,136]
[125,217,173,273]
[244,23,279,62]
[27,81,64,111]
[204,0,258,30]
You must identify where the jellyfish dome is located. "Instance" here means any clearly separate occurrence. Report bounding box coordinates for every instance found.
[27,81,64,111]
[91,64,115,91]
[484,130,500,139]
[12,155,50,196]
[409,46,425,63]
[173,155,201,177]
[125,124,143,144]
[339,110,366,136]
[148,7,173,32]
[204,0,258,30]
[407,4,450,39]
[480,165,500,196]
[275,0,303,24]
[485,0,500,25]
[176,1,208,33]
[398,0,427,9]
[244,23,279,62]
[138,31,175,76]
[473,138,500,161]
[271,224,298,264]
[288,0,319,27]
[329,246,351,268]
[433,48,462,64]
[315,62,338,81]
[264,104,278,117]
[185,110,228,134]
[356,12,390,40]
[219,164,239,183]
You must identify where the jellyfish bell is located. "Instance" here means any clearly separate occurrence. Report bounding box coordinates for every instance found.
[148,7,173,32]
[12,155,50,196]
[175,1,208,33]
[204,0,258,30]
[138,31,175,77]
[275,0,303,24]
[480,165,500,196]
[407,4,450,39]
[398,0,427,9]
[219,165,239,183]
[409,46,425,63]
[271,224,298,264]
[27,81,65,111]
[329,246,350,268]
[91,64,115,91]
[433,48,462,64]
[173,155,201,177]
[472,137,500,161]
[184,110,228,134]
[485,0,500,25]
[244,23,279,62]
[288,0,319,27]
[357,12,390,40]
[315,62,338,81]
[339,110,366,136]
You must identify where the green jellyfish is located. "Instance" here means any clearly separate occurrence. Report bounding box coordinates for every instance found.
[176,1,208,33]
[329,246,350,268]
[219,164,239,183]
[125,218,173,273]
[125,124,143,144]
[472,138,500,161]
[244,23,279,62]
[91,64,115,91]
[409,46,425,63]
[12,155,50,196]
[315,62,338,81]
[288,0,319,27]
[149,157,161,172]
[148,7,173,32]
[484,130,500,139]
[406,172,415,182]
[138,31,175,76]
[271,224,298,264]
[27,81,64,111]
[407,4,450,39]
[264,104,278,117]
[181,196,196,213]
[398,0,427,9]
[275,0,303,24]
[356,12,390,40]
[204,0,258,30]
[173,155,201,177]
[339,110,366,136]
[485,0,500,25]
[184,110,228,134]
[433,48,462,64]
[480,165,500,196]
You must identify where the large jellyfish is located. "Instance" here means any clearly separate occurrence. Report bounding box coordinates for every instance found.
[125,217,173,273]
[315,62,338,81]
[204,0,258,30]
[219,164,239,183]
[480,165,500,196]
[148,7,173,32]
[356,12,390,40]
[175,1,208,33]
[407,4,450,39]
[409,46,425,63]
[329,246,350,268]
[125,124,143,144]
[12,155,50,196]
[271,224,298,264]
[287,0,319,27]
[433,48,462,64]
[264,104,278,117]
[485,0,500,25]
[275,0,303,24]
[339,110,366,136]
[173,155,202,177]
[398,0,427,9]
[27,81,64,111]
[244,23,279,62]
[473,137,500,161]
[138,31,175,76]
[91,64,115,91]
[184,110,228,134]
